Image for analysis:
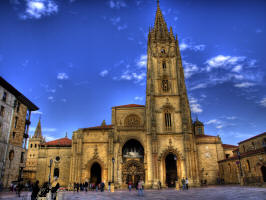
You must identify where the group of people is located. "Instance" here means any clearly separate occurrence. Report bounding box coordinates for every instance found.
[126,179,145,196]
[73,181,105,192]
[181,177,189,190]
[30,177,60,200]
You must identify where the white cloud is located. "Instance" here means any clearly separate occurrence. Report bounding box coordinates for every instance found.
[256,28,262,33]
[134,96,143,101]
[120,71,146,82]
[110,16,120,25]
[206,55,245,71]
[226,116,237,120]
[232,65,242,73]
[136,54,147,68]
[189,97,203,113]
[183,61,199,78]
[61,98,67,103]
[206,119,223,129]
[44,135,57,141]
[48,96,55,102]
[174,16,178,21]
[259,98,266,107]
[179,40,205,52]
[32,110,43,115]
[29,127,56,133]
[21,0,58,20]
[190,83,207,91]
[109,0,126,9]
[234,82,255,88]
[117,24,127,31]
[99,70,109,77]
[57,72,69,80]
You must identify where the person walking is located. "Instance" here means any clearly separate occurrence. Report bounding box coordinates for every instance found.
[158,180,161,190]
[100,181,105,192]
[185,178,189,190]
[31,180,40,200]
[128,181,132,192]
[85,181,88,192]
[137,179,144,196]
[181,178,186,190]
[108,182,110,192]
[51,177,60,200]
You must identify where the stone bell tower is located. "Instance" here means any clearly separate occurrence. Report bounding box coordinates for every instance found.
[145,1,200,186]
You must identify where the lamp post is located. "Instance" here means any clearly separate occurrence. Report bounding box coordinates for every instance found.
[48,159,53,186]
[112,157,115,183]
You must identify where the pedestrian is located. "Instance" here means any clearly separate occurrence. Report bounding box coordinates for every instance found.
[100,181,105,192]
[108,181,111,192]
[181,178,185,190]
[158,180,161,190]
[16,182,23,197]
[51,177,60,200]
[137,179,144,196]
[85,181,88,192]
[96,183,98,192]
[128,181,132,192]
[31,180,40,200]
[76,183,79,192]
[185,178,189,190]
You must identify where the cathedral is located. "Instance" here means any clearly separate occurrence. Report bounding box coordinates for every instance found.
[23,2,235,189]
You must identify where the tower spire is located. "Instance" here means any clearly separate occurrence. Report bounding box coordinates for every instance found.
[33,118,42,138]
[153,0,169,41]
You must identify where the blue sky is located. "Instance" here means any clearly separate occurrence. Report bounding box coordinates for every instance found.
[0,0,265,145]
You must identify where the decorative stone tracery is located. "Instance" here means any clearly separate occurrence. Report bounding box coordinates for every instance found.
[124,114,141,127]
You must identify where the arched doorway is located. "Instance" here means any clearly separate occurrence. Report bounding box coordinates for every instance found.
[165,153,177,187]
[261,166,266,182]
[122,139,145,187]
[90,162,101,184]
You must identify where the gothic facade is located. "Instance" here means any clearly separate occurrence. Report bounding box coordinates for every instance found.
[26,2,237,189]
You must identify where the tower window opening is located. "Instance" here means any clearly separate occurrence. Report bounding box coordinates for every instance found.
[162,80,169,92]
[165,110,172,130]
[162,61,166,69]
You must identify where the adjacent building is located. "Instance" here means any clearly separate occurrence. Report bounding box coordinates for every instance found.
[0,76,38,187]
[218,132,266,186]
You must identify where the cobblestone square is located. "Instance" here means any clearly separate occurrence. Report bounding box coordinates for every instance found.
[0,186,266,200]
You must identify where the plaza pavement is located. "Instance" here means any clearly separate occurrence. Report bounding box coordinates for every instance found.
[0,186,265,200]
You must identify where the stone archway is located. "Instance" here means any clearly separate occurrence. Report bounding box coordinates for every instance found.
[158,145,184,187]
[165,153,177,187]
[121,139,145,188]
[90,162,101,184]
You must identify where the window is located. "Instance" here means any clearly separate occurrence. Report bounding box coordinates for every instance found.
[198,127,202,135]
[161,49,165,54]
[247,160,251,172]
[13,132,15,139]
[14,117,18,128]
[162,80,169,92]
[226,154,230,159]
[0,106,5,117]
[54,168,59,178]
[35,144,37,148]
[243,145,245,152]
[17,102,20,113]
[124,114,141,127]
[2,91,7,102]
[165,110,172,129]
[30,144,32,148]
[252,142,256,150]
[9,150,14,161]
[162,61,166,69]
[20,152,24,163]
[228,163,231,173]
[56,156,60,161]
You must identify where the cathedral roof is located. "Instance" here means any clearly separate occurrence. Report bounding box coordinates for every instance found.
[112,104,145,108]
[45,137,72,147]
[238,132,266,144]
[222,144,238,149]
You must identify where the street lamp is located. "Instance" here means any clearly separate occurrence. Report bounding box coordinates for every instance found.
[237,151,243,177]
[48,159,53,186]
[112,157,115,183]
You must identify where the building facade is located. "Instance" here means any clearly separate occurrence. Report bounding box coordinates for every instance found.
[29,2,241,189]
[0,76,38,187]
[219,132,266,186]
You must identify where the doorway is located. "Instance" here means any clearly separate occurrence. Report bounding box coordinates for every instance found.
[90,162,101,184]
[165,153,177,187]
[261,166,266,182]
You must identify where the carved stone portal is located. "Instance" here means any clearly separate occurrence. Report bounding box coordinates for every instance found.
[122,159,145,186]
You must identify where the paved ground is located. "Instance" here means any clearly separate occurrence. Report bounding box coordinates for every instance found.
[0,186,265,200]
